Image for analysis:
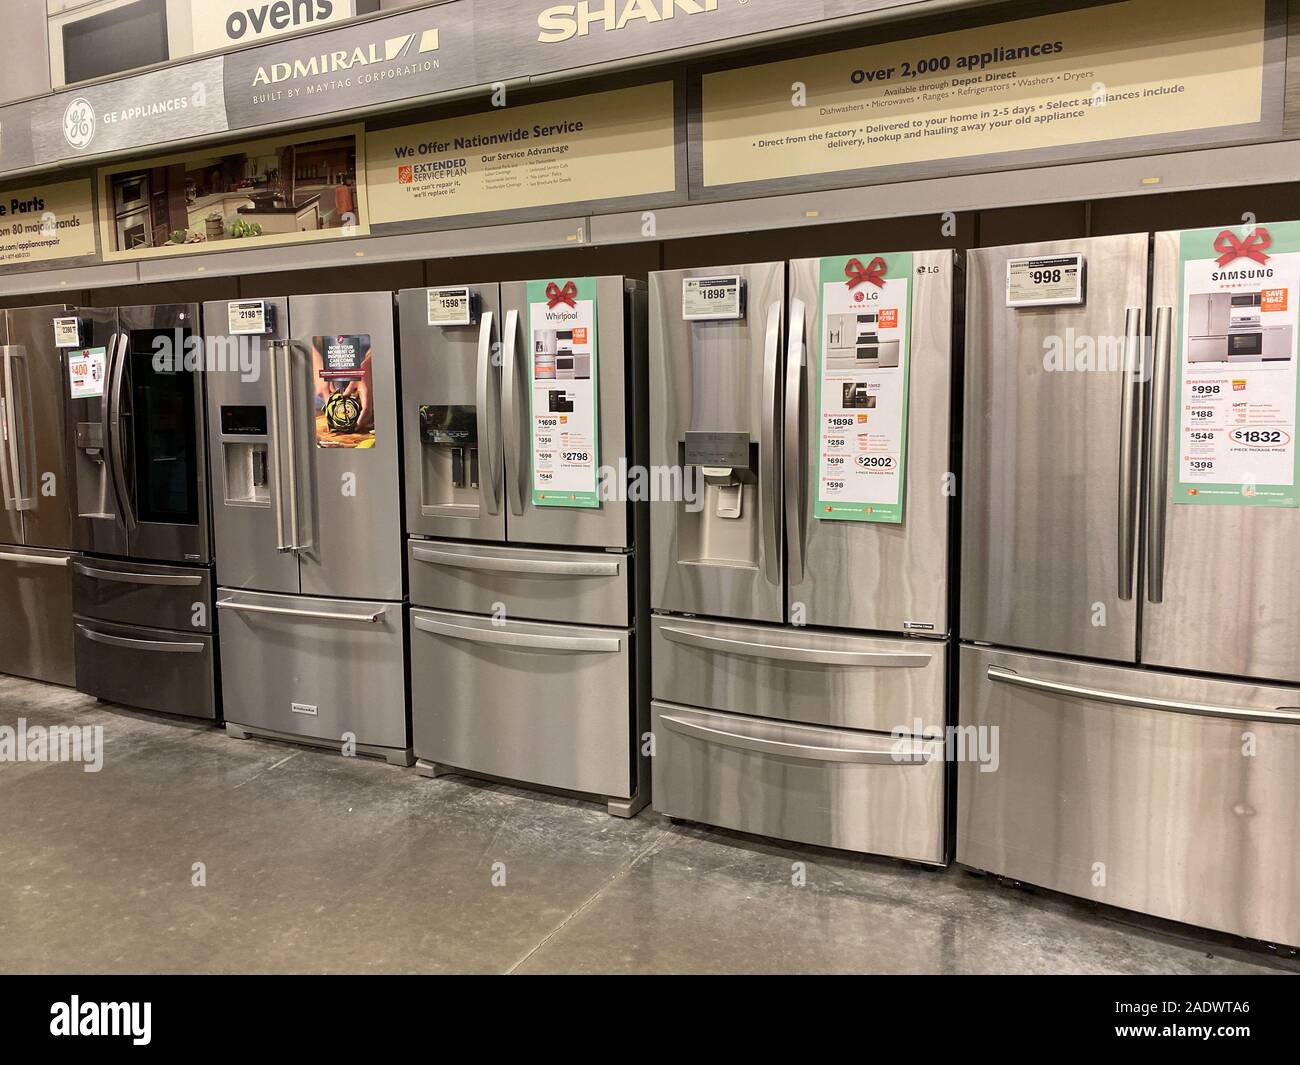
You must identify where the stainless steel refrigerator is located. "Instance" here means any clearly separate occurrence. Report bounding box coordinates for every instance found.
[399,277,650,815]
[959,232,1300,946]
[0,306,78,686]
[204,293,410,764]
[647,255,957,862]
[64,302,218,719]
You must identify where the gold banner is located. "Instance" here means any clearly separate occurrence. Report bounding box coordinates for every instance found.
[0,180,96,267]
[702,0,1266,187]
[366,82,676,223]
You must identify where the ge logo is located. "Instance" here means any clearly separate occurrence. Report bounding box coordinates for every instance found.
[62,97,95,150]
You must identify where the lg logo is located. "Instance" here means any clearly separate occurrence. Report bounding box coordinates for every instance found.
[62,97,95,150]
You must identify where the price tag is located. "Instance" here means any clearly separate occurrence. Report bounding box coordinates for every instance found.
[427,286,476,326]
[228,300,269,335]
[682,276,746,321]
[52,317,82,348]
[1006,254,1086,307]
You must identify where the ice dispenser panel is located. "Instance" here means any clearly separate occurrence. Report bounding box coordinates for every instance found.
[419,403,480,514]
[220,405,271,506]
[679,429,758,565]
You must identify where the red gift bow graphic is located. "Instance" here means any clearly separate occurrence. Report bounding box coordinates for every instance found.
[1213,227,1271,267]
[845,256,888,288]
[546,281,578,308]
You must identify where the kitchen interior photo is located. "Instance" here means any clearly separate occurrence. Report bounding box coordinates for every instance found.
[108,135,359,252]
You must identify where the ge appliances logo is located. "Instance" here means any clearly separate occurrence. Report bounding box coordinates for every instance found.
[62,97,96,150]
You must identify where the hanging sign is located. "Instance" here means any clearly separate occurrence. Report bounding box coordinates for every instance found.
[525,277,600,508]
[67,347,106,399]
[312,334,376,449]
[813,253,912,523]
[1174,222,1300,507]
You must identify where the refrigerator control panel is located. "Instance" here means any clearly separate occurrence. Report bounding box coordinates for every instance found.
[220,405,268,436]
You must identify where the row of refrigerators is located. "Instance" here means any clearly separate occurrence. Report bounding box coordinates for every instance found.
[1,230,1296,947]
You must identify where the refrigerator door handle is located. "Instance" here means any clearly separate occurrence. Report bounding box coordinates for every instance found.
[0,347,14,512]
[1,346,33,510]
[72,561,202,586]
[1116,306,1143,600]
[78,625,204,654]
[0,550,68,567]
[987,666,1300,726]
[760,299,783,586]
[107,331,136,531]
[784,298,806,585]
[410,543,619,577]
[266,339,290,553]
[476,310,502,517]
[501,308,526,517]
[660,624,931,667]
[216,598,385,624]
[282,340,305,552]
[659,714,934,765]
[412,613,622,653]
[1146,305,1174,603]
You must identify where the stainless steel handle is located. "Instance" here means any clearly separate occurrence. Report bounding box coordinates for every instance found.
[217,599,385,624]
[410,543,619,577]
[660,624,931,667]
[266,338,289,552]
[476,310,501,517]
[0,551,69,567]
[659,714,932,765]
[1147,305,1173,604]
[73,561,202,586]
[784,298,806,585]
[987,666,1300,726]
[78,625,204,654]
[1116,306,1142,600]
[0,348,13,513]
[1,346,32,510]
[760,299,783,586]
[281,340,303,552]
[501,308,525,517]
[108,332,135,531]
[98,332,119,518]
[412,613,621,653]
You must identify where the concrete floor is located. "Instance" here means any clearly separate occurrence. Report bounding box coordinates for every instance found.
[0,675,1295,975]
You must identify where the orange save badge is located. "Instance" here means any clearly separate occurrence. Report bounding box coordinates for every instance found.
[572,327,588,344]
[1261,288,1288,312]
[878,308,899,329]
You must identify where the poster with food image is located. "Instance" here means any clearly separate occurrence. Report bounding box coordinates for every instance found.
[814,253,912,523]
[1175,222,1300,507]
[526,278,599,508]
[312,334,376,449]
[67,347,106,399]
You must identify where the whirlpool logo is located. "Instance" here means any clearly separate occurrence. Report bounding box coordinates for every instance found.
[537,0,719,44]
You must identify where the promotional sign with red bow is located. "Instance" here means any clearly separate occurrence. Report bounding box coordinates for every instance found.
[1213,227,1272,267]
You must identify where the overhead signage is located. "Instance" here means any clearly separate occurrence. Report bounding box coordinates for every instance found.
[1174,222,1300,508]
[1006,255,1086,307]
[813,253,912,523]
[0,179,96,270]
[365,82,676,226]
[191,1,361,55]
[701,0,1271,191]
[682,276,745,321]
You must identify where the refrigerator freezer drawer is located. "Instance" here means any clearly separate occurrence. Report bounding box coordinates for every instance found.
[216,589,408,753]
[408,538,631,627]
[651,701,945,862]
[410,608,634,799]
[651,615,945,732]
[72,557,213,633]
[957,645,1300,947]
[0,548,75,686]
[73,616,216,719]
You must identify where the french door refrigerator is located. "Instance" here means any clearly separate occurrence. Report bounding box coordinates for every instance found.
[647,254,957,861]
[204,293,411,765]
[64,302,218,720]
[0,306,78,686]
[959,231,1300,947]
[399,277,650,815]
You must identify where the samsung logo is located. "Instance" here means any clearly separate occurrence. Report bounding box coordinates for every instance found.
[537,0,719,44]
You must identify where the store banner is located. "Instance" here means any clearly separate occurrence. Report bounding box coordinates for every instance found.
[701,0,1269,189]
[1174,221,1300,507]
[365,82,676,225]
[813,253,912,523]
[0,179,96,269]
[191,0,361,55]
[526,277,600,508]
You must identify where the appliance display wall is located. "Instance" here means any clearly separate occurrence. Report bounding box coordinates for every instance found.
[958,227,1300,947]
[0,305,79,686]
[63,301,218,720]
[647,252,956,861]
[205,292,410,764]
[399,276,651,815]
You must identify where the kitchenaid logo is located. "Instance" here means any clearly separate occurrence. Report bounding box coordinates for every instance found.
[537,0,719,44]
[50,997,150,1045]
[250,27,440,85]
[0,719,103,773]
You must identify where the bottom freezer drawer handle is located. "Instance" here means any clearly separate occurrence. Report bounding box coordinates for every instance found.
[659,714,931,765]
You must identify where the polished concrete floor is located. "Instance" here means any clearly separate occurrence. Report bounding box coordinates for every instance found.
[0,675,1295,975]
